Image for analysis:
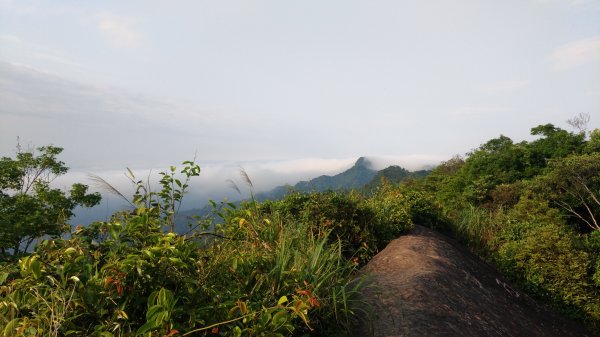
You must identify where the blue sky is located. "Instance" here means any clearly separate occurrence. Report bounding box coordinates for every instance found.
[1,0,599,208]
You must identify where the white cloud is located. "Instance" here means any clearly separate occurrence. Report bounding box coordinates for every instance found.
[0,0,37,15]
[549,36,600,70]
[0,61,219,131]
[97,12,143,49]
[365,155,446,171]
[448,105,511,116]
[0,34,21,43]
[258,158,356,176]
[56,153,446,218]
[533,0,591,6]
[0,34,83,69]
[585,89,600,97]
[480,80,530,93]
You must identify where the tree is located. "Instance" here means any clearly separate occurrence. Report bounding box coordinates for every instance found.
[539,153,600,231]
[0,144,101,256]
[527,124,585,172]
[567,112,591,134]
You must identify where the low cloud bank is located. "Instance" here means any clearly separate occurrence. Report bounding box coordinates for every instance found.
[54,155,444,225]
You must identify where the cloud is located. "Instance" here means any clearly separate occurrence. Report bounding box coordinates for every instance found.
[0,61,224,131]
[0,0,37,15]
[0,61,168,124]
[257,158,356,175]
[480,80,530,93]
[0,34,83,69]
[533,0,591,6]
[0,34,21,44]
[56,153,446,218]
[549,36,600,70]
[0,61,215,167]
[0,61,292,169]
[97,12,143,49]
[365,155,446,171]
[448,105,511,116]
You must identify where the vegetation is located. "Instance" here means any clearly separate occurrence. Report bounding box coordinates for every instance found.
[408,114,600,332]
[1,115,599,335]
[255,157,376,201]
[0,155,419,336]
[0,144,101,256]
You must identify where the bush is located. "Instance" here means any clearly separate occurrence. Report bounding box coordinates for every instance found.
[260,191,377,264]
[364,184,414,248]
[496,223,600,327]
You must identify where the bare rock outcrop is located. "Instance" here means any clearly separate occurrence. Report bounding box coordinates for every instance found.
[355,225,593,337]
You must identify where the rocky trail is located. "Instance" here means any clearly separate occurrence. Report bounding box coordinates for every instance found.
[354,225,594,337]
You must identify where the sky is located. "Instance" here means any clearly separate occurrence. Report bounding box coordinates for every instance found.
[1,0,600,215]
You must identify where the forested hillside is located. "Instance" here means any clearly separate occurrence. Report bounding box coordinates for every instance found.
[255,157,377,201]
[406,120,600,332]
[1,118,598,336]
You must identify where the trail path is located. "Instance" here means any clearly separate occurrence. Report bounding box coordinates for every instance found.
[355,225,593,337]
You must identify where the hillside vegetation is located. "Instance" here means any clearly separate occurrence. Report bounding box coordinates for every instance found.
[407,120,600,333]
[0,156,430,336]
[1,117,599,336]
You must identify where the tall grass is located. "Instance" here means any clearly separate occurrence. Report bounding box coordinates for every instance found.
[453,204,498,252]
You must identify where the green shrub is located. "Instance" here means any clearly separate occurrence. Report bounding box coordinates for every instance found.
[364,184,414,248]
[259,191,377,264]
[496,224,600,325]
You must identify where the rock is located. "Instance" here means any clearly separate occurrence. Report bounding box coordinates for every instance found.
[354,226,593,337]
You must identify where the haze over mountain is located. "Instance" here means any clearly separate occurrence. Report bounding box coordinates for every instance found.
[68,155,438,226]
[175,157,430,232]
[255,157,376,200]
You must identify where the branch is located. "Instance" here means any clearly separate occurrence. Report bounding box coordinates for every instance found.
[555,200,598,231]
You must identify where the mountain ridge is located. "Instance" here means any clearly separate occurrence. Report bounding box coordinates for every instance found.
[175,157,430,231]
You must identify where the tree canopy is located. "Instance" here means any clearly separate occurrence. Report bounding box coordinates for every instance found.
[0,144,101,256]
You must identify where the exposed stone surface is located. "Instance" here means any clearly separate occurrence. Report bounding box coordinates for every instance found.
[354,225,593,337]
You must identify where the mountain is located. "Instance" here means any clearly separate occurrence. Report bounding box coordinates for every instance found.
[255,156,377,200]
[363,165,430,192]
[175,157,430,232]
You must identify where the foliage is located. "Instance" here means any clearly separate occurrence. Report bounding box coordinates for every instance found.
[266,191,378,264]
[127,161,201,233]
[293,157,376,193]
[363,185,413,251]
[0,160,371,337]
[407,123,600,333]
[535,153,600,231]
[363,166,429,193]
[3,120,599,334]
[257,157,377,201]
[259,187,421,265]
[496,223,600,326]
[0,144,101,256]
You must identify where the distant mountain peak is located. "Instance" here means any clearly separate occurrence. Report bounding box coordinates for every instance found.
[354,156,370,168]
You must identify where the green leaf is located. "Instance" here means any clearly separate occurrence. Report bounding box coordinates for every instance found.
[272,310,288,327]
[30,258,42,279]
[136,320,160,335]
[277,295,288,306]
[3,318,19,336]
[146,304,164,320]
[0,272,9,285]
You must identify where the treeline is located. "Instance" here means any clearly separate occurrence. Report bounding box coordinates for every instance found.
[401,118,600,332]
